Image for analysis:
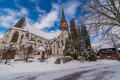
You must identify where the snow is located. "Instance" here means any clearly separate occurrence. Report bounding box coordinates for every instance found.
[38,43,42,46]
[12,24,61,39]
[117,48,120,50]
[0,59,120,78]
[24,24,61,39]
[28,41,36,44]
[100,44,114,49]
[45,57,57,64]
[28,56,39,62]
[110,70,120,80]
[38,46,45,51]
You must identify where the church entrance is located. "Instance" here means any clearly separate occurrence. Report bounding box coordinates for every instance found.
[2,50,16,60]
[42,51,45,59]
[50,49,52,55]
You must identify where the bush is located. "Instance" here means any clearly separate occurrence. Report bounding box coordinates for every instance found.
[66,52,78,60]
[77,56,86,62]
[70,54,78,60]
[88,55,97,61]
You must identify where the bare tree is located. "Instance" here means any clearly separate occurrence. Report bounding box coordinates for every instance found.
[79,0,120,37]
[17,45,28,61]
[0,49,3,61]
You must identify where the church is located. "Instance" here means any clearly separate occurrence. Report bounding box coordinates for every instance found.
[0,8,69,60]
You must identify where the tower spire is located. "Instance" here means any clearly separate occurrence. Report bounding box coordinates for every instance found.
[62,7,65,20]
[60,7,68,31]
[14,16,26,29]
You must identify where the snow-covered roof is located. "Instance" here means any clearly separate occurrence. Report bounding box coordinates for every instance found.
[28,41,36,44]
[38,43,43,46]
[38,46,45,51]
[100,44,114,49]
[117,48,120,50]
[12,24,61,39]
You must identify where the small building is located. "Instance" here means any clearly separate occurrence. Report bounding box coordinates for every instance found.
[98,44,120,61]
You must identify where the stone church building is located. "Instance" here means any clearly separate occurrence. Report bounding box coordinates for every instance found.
[0,8,69,60]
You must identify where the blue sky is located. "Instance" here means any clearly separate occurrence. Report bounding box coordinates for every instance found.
[0,0,81,38]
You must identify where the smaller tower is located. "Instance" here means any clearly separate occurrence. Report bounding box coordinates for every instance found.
[14,16,26,29]
[60,7,68,31]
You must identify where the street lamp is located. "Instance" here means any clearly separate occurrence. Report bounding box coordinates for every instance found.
[5,43,16,64]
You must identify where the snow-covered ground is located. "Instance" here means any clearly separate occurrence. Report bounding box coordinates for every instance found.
[0,58,120,80]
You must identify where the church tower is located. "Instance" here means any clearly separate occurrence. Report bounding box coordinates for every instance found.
[60,7,69,39]
[60,7,68,31]
[14,16,26,29]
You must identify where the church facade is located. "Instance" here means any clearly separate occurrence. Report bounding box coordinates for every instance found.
[0,8,69,60]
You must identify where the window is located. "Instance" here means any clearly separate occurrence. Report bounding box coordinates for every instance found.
[38,40,42,43]
[106,49,112,51]
[61,40,64,46]
[113,57,117,60]
[112,53,114,56]
[58,41,60,47]
[26,33,29,38]
[62,23,64,26]
[11,31,19,43]
[101,54,103,56]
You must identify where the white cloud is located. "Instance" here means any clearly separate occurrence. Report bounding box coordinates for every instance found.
[0,7,29,28]
[0,0,80,36]
[28,0,39,6]
[64,2,79,17]
[33,4,59,29]
[63,0,80,18]
[20,8,28,15]
[0,16,17,28]
[29,0,39,3]
[35,6,45,13]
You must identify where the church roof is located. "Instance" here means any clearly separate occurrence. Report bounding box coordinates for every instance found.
[100,44,114,49]
[12,24,61,39]
[14,16,26,28]
[62,7,65,20]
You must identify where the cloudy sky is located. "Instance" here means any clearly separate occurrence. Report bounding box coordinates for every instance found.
[0,0,104,50]
[0,0,80,37]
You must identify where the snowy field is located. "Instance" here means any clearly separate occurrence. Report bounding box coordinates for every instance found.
[0,58,120,80]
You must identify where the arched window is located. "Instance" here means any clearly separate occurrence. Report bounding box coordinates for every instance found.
[26,33,29,38]
[58,41,60,47]
[61,40,64,46]
[38,40,42,43]
[11,31,19,43]
[20,35,23,44]
[31,35,35,41]
[50,49,52,55]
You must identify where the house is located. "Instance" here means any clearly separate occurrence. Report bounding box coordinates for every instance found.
[98,44,120,61]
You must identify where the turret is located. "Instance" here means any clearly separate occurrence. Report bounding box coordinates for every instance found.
[14,16,26,29]
[60,7,68,31]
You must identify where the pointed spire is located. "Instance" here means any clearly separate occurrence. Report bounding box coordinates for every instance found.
[14,16,26,28]
[62,7,65,20]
